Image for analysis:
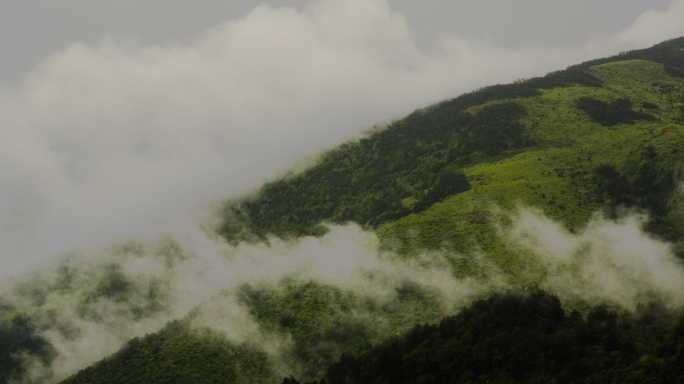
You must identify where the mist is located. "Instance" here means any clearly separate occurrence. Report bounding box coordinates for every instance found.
[509,208,684,308]
[2,223,498,382]
[1,204,683,382]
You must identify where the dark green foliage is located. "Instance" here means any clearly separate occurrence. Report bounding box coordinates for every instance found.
[642,101,659,110]
[440,67,602,111]
[593,146,678,242]
[440,82,542,109]
[528,67,605,88]
[286,289,684,384]
[237,281,369,378]
[628,146,676,217]
[73,262,166,321]
[236,279,448,381]
[593,163,632,205]
[60,319,272,384]
[576,97,655,127]
[217,102,536,242]
[448,102,531,162]
[0,312,54,384]
[575,36,684,79]
[214,38,684,244]
[412,169,470,213]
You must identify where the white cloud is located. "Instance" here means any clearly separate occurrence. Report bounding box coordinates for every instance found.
[616,0,684,47]
[0,0,676,276]
[510,208,684,308]
[11,210,684,382]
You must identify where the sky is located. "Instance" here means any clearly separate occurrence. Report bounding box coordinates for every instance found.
[1,0,684,277]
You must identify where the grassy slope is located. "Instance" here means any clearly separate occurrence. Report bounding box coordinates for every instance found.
[379,58,684,282]
[51,38,684,383]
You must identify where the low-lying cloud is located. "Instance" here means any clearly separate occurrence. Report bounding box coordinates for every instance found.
[5,205,684,382]
[4,223,496,383]
[509,208,684,308]
[1,0,682,276]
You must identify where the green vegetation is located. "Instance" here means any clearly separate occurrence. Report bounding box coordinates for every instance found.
[0,311,54,384]
[217,100,534,242]
[284,288,684,384]
[56,279,451,384]
[0,240,187,384]
[575,37,684,79]
[576,97,655,126]
[378,56,684,281]
[60,319,272,384]
[236,279,448,379]
[217,38,684,280]
[591,145,682,242]
[232,36,684,383]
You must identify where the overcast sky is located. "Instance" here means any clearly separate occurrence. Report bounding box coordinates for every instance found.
[1,0,683,277]
[0,0,677,88]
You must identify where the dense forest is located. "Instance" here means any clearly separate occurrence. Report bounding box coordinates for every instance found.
[283,289,684,384]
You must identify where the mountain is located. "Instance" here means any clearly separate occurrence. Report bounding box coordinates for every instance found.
[2,37,684,384]
[288,288,684,384]
[211,37,684,292]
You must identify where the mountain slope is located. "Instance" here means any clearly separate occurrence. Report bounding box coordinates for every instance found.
[57,319,274,384]
[379,56,684,281]
[2,37,683,384]
[290,288,684,384]
[218,37,684,245]
[217,37,684,282]
[60,36,684,384]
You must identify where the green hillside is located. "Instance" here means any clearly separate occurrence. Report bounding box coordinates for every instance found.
[288,288,684,384]
[217,36,684,284]
[218,37,684,248]
[59,319,272,384]
[2,37,684,384]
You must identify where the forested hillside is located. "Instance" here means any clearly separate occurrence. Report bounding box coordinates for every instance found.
[285,288,684,384]
[218,37,684,248]
[215,36,684,285]
[2,37,684,384]
[60,320,272,384]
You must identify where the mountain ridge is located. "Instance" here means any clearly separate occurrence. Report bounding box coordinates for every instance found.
[58,35,684,384]
[2,36,684,384]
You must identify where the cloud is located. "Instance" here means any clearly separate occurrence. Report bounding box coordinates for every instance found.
[5,223,494,383]
[0,0,676,278]
[9,210,684,382]
[509,208,684,308]
[615,0,684,47]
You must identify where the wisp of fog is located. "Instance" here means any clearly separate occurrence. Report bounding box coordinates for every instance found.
[1,206,684,382]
